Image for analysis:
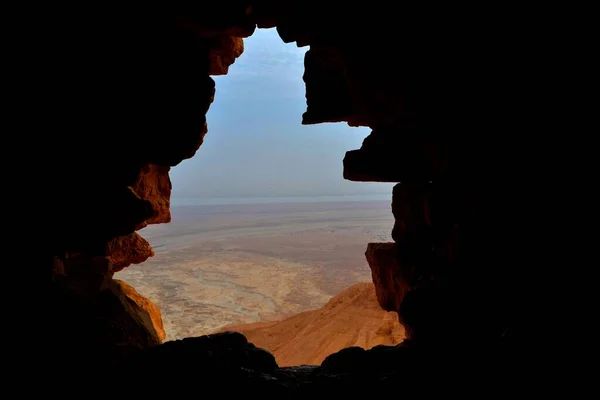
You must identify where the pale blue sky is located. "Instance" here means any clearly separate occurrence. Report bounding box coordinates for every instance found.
[170,28,395,199]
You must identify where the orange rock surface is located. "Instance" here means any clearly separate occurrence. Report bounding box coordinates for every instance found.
[108,232,155,273]
[109,279,166,344]
[219,282,404,366]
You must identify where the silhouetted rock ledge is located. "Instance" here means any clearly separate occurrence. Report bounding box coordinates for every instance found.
[120,331,278,374]
[106,331,511,398]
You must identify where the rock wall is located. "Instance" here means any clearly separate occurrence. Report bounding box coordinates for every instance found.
[37,1,530,392]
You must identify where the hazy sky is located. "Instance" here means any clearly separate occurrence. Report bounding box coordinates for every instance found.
[170,28,394,199]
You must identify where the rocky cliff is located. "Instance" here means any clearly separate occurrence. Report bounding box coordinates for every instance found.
[219,282,404,366]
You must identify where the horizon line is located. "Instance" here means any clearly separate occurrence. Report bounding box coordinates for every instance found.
[171,193,392,199]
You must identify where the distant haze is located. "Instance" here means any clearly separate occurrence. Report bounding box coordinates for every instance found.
[170,28,395,200]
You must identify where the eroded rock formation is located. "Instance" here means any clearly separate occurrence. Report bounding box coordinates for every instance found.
[366,243,409,314]
[133,164,173,227]
[108,233,154,272]
[107,279,166,344]
[40,1,529,394]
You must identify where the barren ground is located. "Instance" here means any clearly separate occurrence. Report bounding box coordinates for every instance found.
[117,200,394,340]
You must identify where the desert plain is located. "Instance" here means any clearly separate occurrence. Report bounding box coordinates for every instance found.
[117,199,394,340]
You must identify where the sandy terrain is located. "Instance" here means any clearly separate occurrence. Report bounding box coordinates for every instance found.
[219,282,405,366]
[117,200,394,340]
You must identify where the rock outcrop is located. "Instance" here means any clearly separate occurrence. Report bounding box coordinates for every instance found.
[111,330,510,398]
[132,164,172,227]
[219,282,404,366]
[366,242,409,313]
[106,279,166,344]
[108,233,154,272]
[121,331,278,374]
[49,258,166,366]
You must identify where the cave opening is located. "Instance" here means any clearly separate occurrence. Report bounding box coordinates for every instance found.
[115,27,400,366]
[41,4,531,393]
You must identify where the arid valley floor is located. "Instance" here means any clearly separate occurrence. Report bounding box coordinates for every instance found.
[118,200,394,341]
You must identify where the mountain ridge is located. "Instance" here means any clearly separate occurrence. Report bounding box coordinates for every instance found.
[218,282,405,366]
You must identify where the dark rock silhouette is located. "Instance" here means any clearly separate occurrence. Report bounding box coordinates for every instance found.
[35,2,542,396]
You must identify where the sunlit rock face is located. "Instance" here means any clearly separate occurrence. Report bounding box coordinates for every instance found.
[40,1,529,394]
[217,282,405,366]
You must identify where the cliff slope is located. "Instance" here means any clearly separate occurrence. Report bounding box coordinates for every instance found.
[219,282,404,366]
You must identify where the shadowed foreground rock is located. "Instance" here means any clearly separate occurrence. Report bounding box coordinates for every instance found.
[111,331,512,398]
